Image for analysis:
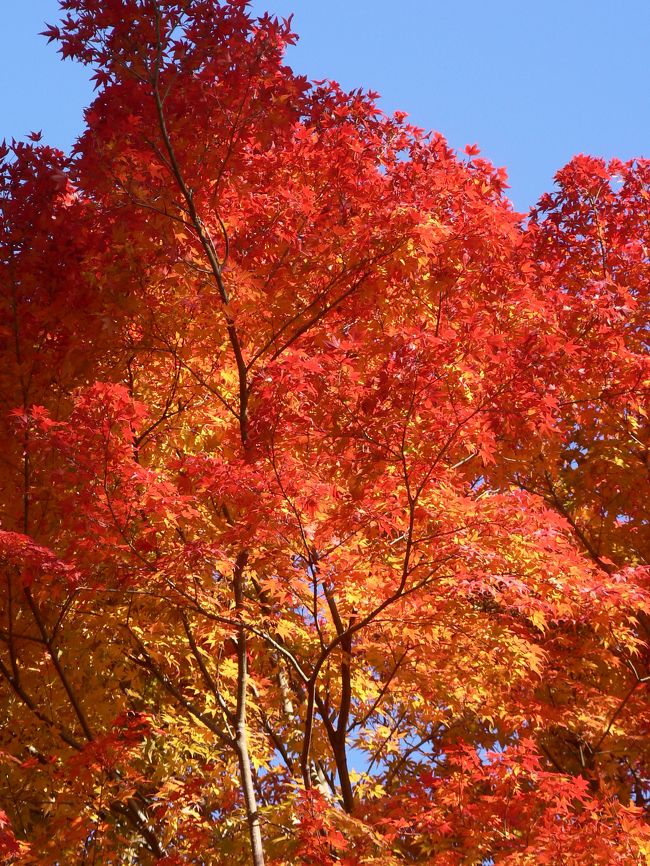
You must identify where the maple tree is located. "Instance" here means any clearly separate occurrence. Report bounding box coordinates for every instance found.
[0,1,649,864]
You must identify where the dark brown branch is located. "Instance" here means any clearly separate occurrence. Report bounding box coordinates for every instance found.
[23,588,94,742]
[127,626,233,747]
[180,610,236,733]
[0,655,82,751]
[148,1,249,446]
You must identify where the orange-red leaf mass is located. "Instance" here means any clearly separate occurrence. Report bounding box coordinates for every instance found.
[0,3,648,865]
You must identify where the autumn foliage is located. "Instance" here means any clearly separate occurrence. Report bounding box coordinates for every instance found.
[1,2,649,864]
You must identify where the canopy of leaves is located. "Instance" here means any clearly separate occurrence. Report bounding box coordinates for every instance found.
[0,2,648,864]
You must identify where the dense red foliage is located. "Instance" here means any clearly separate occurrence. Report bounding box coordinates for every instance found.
[0,3,648,864]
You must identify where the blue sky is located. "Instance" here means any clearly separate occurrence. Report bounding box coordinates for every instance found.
[1,1,647,211]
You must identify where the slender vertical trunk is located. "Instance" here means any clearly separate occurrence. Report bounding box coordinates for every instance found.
[322,585,355,813]
[149,16,260,856]
[236,724,265,866]
[332,738,354,814]
[233,552,265,866]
